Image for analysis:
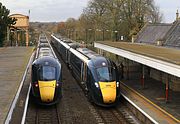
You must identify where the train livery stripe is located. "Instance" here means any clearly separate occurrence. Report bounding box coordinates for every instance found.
[38,80,56,102]
[99,81,116,103]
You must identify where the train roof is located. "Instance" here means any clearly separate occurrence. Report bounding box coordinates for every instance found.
[77,48,112,68]
[33,56,60,67]
[70,47,112,68]
[38,47,54,58]
[77,48,101,59]
[69,42,82,49]
[51,35,70,49]
[90,56,113,68]
[51,34,113,67]
[63,40,73,44]
[51,35,84,50]
[69,48,89,63]
[36,34,57,59]
[40,39,48,43]
[38,43,49,48]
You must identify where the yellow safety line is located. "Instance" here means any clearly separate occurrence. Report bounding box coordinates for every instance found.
[120,81,180,123]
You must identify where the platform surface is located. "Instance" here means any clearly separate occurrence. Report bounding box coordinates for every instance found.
[0,47,33,123]
[121,78,180,124]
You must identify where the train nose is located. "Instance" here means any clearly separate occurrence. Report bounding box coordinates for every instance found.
[99,81,116,103]
[38,80,56,102]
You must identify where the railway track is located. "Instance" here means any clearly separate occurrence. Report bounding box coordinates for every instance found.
[88,102,141,124]
[35,105,61,124]
[87,102,142,124]
[26,96,61,124]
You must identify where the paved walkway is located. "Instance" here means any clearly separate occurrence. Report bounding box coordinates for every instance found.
[0,47,33,123]
[122,78,180,122]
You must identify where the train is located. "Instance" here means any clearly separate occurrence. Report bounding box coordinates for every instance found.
[51,34,120,106]
[31,34,62,105]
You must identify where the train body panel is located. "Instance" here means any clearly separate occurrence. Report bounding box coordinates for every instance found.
[51,34,120,106]
[31,34,62,105]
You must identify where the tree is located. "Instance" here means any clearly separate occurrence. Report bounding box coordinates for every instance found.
[57,22,66,36]
[81,0,163,41]
[65,18,77,39]
[58,0,163,42]
[121,0,162,37]
[0,2,16,46]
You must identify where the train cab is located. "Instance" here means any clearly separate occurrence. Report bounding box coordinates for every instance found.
[86,57,120,106]
[31,56,62,105]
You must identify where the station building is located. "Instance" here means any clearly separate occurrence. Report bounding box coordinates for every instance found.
[8,14,29,46]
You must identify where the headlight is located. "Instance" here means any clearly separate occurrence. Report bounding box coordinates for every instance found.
[117,82,119,87]
[95,82,99,88]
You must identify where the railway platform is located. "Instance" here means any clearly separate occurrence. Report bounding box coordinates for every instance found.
[94,41,180,123]
[0,47,33,123]
[121,78,180,124]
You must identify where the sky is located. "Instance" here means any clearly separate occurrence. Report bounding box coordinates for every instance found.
[1,0,180,23]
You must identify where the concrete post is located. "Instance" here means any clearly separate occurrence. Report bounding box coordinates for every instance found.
[26,29,29,47]
[165,74,169,103]
[127,59,129,80]
[16,30,18,46]
[125,58,129,80]
[141,65,145,88]
[18,31,20,45]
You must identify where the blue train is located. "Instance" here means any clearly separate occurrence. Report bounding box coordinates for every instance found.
[31,34,62,105]
[51,35,120,106]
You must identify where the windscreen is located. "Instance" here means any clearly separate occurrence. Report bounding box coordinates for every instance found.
[96,66,116,82]
[39,66,56,81]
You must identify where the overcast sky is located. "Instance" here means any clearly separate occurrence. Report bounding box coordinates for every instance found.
[1,0,180,23]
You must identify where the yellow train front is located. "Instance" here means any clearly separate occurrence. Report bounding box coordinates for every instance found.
[31,56,62,105]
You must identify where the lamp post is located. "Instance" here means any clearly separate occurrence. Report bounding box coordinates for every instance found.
[114,30,118,41]
[10,29,14,46]
[102,29,105,41]
[106,30,110,41]
[88,28,92,42]
[95,29,98,41]
[85,29,88,41]
[98,29,102,41]
[75,30,78,40]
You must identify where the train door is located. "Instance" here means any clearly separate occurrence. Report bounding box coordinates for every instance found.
[81,62,87,90]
